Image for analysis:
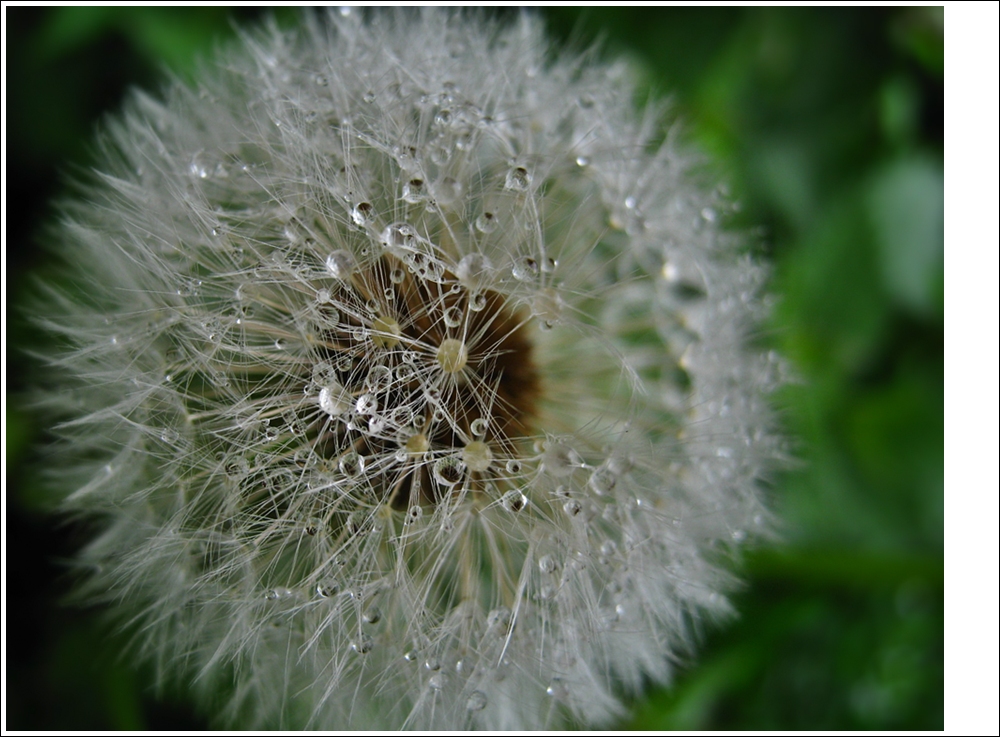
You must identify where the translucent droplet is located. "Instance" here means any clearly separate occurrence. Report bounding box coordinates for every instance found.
[466,690,488,711]
[405,505,423,524]
[366,365,392,392]
[457,253,492,287]
[355,394,377,415]
[319,382,351,416]
[316,581,340,598]
[316,288,331,303]
[504,166,531,192]
[505,459,523,474]
[487,606,511,630]
[563,500,582,517]
[575,155,590,167]
[502,489,527,512]
[363,606,382,624]
[589,467,616,495]
[512,256,539,282]
[470,417,489,437]
[543,442,580,477]
[462,440,492,472]
[339,451,365,478]
[363,90,376,104]
[546,677,569,700]
[731,529,747,542]
[428,673,447,690]
[351,201,374,226]
[442,305,463,328]
[326,250,356,280]
[435,176,462,204]
[433,456,465,486]
[352,635,374,654]
[538,555,558,574]
[475,212,498,234]
[469,291,487,312]
[381,222,417,250]
[402,178,426,203]
[424,657,441,671]
[389,267,406,284]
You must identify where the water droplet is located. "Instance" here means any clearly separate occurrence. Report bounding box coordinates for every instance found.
[589,467,617,495]
[363,90,376,103]
[381,222,417,250]
[462,440,492,472]
[435,176,462,204]
[502,489,527,512]
[475,212,498,233]
[428,673,447,690]
[339,451,365,477]
[512,256,539,282]
[487,606,511,630]
[433,456,465,486]
[538,555,558,574]
[352,635,374,654]
[504,166,531,192]
[319,382,351,416]
[316,288,331,304]
[469,291,487,312]
[363,606,382,624]
[701,207,718,224]
[575,155,590,167]
[366,365,393,392]
[442,305,463,328]
[731,529,747,542]
[402,178,426,203]
[456,252,492,288]
[563,500,582,517]
[424,657,441,671]
[316,581,340,598]
[505,459,523,474]
[466,690,488,711]
[355,394,377,416]
[470,417,489,437]
[326,250,356,280]
[547,677,569,700]
[389,267,406,284]
[543,442,580,477]
[351,201,374,226]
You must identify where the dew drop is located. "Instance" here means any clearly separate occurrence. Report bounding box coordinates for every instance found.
[442,305,463,328]
[381,222,417,250]
[504,166,531,192]
[363,90,376,104]
[355,394,377,416]
[457,253,492,286]
[402,178,426,203]
[350,201,374,226]
[316,581,340,598]
[470,417,489,437]
[435,176,462,204]
[543,442,580,477]
[563,500,582,517]
[319,382,351,416]
[326,250,356,280]
[389,267,406,284]
[474,212,498,234]
[428,673,447,690]
[339,451,365,477]
[589,467,617,495]
[433,456,465,486]
[468,291,487,312]
[363,606,382,624]
[575,155,590,167]
[546,677,569,700]
[466,690,488,711]
[505,459,523,474]
[352,635,374,654]
[511,256,539,282]
[538,555,558,574]
[365,365,392,392]
[501,489,527,512]
[316,288,331,304]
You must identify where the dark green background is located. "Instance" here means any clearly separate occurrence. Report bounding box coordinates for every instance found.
[6,7,944,730]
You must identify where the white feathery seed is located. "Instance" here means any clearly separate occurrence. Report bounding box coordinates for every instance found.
[40,9,784,730]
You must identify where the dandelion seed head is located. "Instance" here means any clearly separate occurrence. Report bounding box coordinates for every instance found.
[40,9,783,730]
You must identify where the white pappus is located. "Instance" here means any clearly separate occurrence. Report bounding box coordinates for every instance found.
[39,9,784,730]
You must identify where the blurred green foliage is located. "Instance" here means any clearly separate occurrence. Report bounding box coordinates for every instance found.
[6,7,943,730]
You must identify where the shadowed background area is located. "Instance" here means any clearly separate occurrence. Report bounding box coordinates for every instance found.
[5,7,943,730]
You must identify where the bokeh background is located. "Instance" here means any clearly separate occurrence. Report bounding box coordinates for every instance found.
[6,7,945,730]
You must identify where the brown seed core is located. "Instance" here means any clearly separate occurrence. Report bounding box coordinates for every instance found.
[313,253,540,510]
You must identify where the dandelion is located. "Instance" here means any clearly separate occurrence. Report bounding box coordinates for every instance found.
[39,9,783,730]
